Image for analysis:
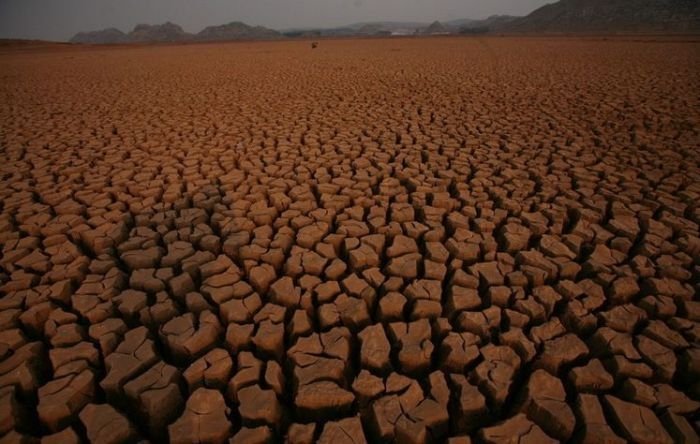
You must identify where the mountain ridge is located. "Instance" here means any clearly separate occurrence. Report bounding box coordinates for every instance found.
[70,21,282,44]
[69,1,700,44]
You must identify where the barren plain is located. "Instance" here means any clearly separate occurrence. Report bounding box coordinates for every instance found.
[0,37,699,443]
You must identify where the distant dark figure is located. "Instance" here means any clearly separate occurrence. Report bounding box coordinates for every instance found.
[311,42,318,49]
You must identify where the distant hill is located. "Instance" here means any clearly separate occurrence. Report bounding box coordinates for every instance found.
[196,22,282,41]
[70,21,279,44]
[457,15,520,33]
[70,28,129,44]
[282,21,429,37]
[354,24,392,36]
[345,21,429,30]
[444,18,479,28]
[419,21,450,35]
[0,39,72,51]
[349,21,427,35]
[503,0,700,33]
[129,22,192,43]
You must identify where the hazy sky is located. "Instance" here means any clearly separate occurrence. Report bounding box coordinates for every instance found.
[0,0,551,41]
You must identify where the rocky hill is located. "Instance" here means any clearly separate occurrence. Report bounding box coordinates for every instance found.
[128,22,192,43]
[504,0,700,33]
[70,28,129,44]
[70,21,278,44]
[196,22,282,41]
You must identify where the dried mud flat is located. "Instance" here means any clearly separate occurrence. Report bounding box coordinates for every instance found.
[0,37,699,443]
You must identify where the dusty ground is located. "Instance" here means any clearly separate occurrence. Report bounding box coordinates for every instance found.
[0,36,699,443]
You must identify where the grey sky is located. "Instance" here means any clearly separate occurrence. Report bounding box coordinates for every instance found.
[0,0,551,41]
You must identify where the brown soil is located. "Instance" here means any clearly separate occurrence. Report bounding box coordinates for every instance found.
[0,36,699,443]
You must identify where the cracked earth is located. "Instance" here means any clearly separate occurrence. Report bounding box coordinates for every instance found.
[0,36,699,443]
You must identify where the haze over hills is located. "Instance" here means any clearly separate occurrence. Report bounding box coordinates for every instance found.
[69,0,700,44]
[280,22,422,38]
[281,16,522,37]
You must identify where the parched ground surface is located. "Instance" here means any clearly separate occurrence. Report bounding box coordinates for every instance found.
[0,36,699,443]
